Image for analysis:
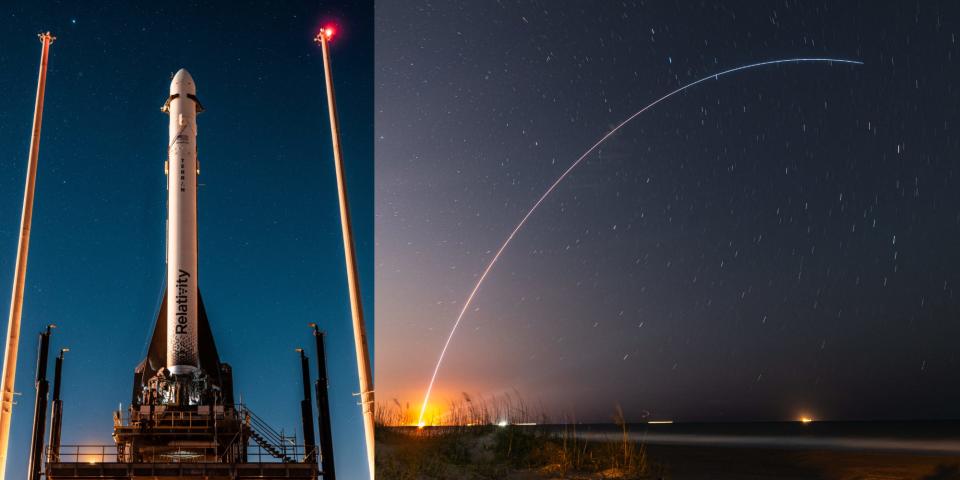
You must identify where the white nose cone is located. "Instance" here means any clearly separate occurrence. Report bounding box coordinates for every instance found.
[170,68,196,96]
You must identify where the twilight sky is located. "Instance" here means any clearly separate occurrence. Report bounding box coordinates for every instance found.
[0,1,372,478]
[376,1,960,423]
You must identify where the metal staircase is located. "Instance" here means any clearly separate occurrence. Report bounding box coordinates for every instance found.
[239,404,297,463]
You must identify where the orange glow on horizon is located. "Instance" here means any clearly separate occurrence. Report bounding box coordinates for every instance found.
[415,403,443,427]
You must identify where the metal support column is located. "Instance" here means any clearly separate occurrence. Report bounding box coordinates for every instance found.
[310,324,336,480]
[47,348,66,463]
[297,349,317,463]
[27,325,52,480]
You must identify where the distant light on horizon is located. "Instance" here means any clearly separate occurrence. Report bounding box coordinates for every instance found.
[800,416,814,424]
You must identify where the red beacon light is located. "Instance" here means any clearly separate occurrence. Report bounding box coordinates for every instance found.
[316,26,336,43]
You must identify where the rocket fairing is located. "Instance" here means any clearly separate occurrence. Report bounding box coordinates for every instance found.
[162,69,202,375]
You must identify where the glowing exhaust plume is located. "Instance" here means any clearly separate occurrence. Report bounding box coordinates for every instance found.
[416,57,864,427]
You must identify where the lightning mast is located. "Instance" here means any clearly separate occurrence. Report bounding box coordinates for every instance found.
[314,27,375,479]
[0,32,55,480]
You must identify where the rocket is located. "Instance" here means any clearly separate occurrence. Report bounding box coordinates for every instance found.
[162,68,201,375]
[129,69,233,408]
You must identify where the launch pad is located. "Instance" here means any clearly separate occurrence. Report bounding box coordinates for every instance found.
[46,404,318,480]
[31,69,332,480]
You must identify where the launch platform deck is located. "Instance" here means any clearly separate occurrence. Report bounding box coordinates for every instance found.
[46,461,319,480]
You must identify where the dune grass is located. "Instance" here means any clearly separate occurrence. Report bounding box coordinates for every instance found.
[375,393,659,479]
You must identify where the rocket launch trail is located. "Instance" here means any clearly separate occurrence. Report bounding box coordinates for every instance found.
[417,57,864,426]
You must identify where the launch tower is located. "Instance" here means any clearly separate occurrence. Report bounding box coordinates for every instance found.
[40,70,325,480]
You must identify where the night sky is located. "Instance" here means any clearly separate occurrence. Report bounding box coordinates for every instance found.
[376,1,960,424]
[0,1,372,478]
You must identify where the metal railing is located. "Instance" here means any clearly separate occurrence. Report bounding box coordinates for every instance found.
[48,444,318,465]
[117,404,228,426]
[47,445,122,463]
[244,444,317,464]
[236,403,301,461]
[48,403,315,465]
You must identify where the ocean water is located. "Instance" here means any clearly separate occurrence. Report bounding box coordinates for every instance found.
[542,421,960,455]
